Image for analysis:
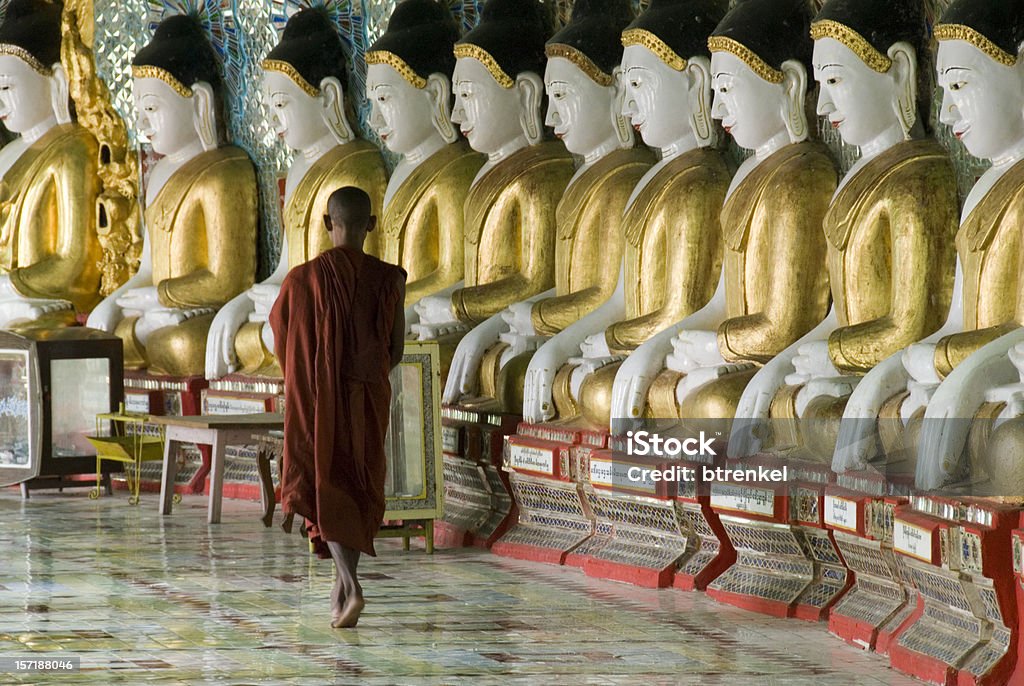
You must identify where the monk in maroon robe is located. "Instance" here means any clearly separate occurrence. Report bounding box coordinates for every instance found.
[269,186,406,628]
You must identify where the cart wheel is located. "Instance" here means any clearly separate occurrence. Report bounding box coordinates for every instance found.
[128,495,140,506]
[88,488,100,500]
[172,493,182,504]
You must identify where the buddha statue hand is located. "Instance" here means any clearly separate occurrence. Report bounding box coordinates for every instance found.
[503,301,537,337]
[412,294,468,340]
[404,303,419,337]
[523,326,602,424]
[916,329,1024,489]
[248,283,282,322]
[580,331,612,359]
[900,342,943,418]
[832,352,909,472]
[115,286,160,318]
[610,326,678,431]
[205,291,257,380]
[787,340,842,385]
[667,330,726,372]
[728,350,799,458]
[136,306,216,346]
[442,312,509,404]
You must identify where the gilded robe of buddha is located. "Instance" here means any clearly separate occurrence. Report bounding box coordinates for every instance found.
[379,141,483,305]
[648,141,837,420]
[452,141,574,324]
[234,140,388,375]
[562,147,730,423]
[0,123,101,317]
[119,146,258,377]
[773,139,958,451]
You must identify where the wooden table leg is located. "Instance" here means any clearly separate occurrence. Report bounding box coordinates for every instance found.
[160,437,179,515]
[208,431,227,524]
[256,440,275,528]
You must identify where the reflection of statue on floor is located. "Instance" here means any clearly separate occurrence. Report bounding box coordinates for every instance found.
[87,14,258,378]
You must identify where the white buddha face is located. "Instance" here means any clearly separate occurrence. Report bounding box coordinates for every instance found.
[262,70,330,151]
[937,40,1024,162]
[132,76,202,156]
[451,56,524,154]
[0,55,56,134]
[620,45,690,149]
[544,56,613,156]
[711,51,788,151]
[366,63,437,155]
[813,37,898,148]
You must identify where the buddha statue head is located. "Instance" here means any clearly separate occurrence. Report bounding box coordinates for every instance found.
[451,0,554,156]
[708,0,815,152]
[543,0,635,157]
[261,7,355,151]
[365,0,459,156]
[0,0,71,139]
[811,0,929,150]
[131,14,224,156]
[935,0,1024,164]
[619,0,726,151]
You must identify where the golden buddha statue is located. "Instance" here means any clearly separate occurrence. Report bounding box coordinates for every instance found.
[411,0,575,341]
[204,8,388,380]
[728,0,959,461]
[441,0,653,412]
[87,14,257,378]
[519,0,730,427]
[0,0,103,327]
[608,0,836,429]
[365,0,482,311]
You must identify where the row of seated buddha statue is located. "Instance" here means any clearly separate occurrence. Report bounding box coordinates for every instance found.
[1,0,1022,494]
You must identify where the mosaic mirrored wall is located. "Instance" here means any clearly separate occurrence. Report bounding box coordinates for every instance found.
[91,0,987,281]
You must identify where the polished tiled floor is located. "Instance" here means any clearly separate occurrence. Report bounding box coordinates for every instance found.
[0,489,921,685]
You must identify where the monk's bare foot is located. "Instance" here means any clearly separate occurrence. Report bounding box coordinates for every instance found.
[330,576,345,625]
[331,594,364,629]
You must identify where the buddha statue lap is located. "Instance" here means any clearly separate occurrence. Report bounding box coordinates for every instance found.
[411,0,575,343]
[518,0,730,428]
[607,0,836,432]
[365,0,482,319]
[442,0,653,413]
[87,14,257,378]
[203,8,388,380]
[728,0,958,462]
[0,0,104,328]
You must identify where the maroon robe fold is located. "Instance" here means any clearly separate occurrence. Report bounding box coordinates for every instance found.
[269,245,406,556]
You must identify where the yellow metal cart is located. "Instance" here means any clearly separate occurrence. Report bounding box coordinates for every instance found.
[86,404,174,505]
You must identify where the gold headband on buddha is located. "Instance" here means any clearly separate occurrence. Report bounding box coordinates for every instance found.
[934,23,1020,67]
[131,65,193,98]
[365,50,428,89]
[810,20,892,73]
[0,44,52,76]
[261,59,320,97]
[545,44,614,86]
[708,36,784,83]
[621,29,686,71]
[453,43,515,88]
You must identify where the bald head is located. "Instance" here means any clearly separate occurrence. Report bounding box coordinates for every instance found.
[325,186,376,250]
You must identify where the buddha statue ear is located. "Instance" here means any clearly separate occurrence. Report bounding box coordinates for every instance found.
[516,71,544,145]
[685,56,715,148]
[49,63,72,125]
[319,76,355,144]
[191,81,218,151]
[610,66,634,149]
[426,72,458,144]
[887,41,918,140]
[780,59,808,144]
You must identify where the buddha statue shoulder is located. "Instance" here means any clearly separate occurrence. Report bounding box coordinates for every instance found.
[204,8,387,380]
[365,0,482,310]
[865,0,1024,491]
[87,14,258,378]
[519,0,731,427]
[411,0,575,340]
[610,0,836,428]
[441,0,653,411]
[728,0,958,461]
[0,0,104,327]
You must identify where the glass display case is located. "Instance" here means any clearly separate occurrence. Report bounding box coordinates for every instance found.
[0,327,124,491]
